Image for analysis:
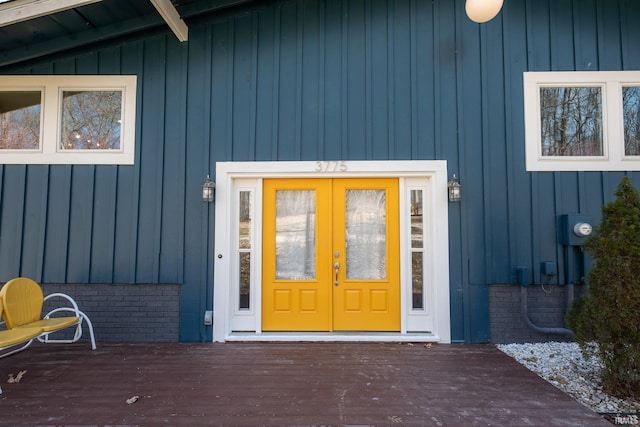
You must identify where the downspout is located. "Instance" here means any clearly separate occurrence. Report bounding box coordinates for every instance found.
[518,266,574,337]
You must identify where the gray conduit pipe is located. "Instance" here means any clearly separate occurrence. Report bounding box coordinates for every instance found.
[565,246,576,312]
[521,286,574,337]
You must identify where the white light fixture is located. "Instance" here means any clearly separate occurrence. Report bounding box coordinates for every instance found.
[465,0,504,23]
[448,174,461,202]
[202,175,215,203]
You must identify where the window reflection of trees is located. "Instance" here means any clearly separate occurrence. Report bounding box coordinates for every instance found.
[540,86,603,156]
[624,86,640,156]
[238,191,253,309]
[61,90,122,150]
[0,91,41,149]
[410,189,424,310]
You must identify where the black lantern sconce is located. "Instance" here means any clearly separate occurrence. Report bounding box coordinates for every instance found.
[448,174,461,202]
[202,175,216,203]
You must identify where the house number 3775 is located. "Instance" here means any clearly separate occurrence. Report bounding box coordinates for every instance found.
[315,161,347,172]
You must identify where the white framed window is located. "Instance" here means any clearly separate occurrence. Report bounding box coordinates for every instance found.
[524,71,640,171]
[0,75,137,165]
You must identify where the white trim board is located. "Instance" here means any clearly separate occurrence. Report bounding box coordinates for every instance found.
[225,332,443,343]
[0,0,101,27]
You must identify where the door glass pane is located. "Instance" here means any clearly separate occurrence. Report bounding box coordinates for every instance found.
[410,189,424,310]
[60,90,122,150]
[239,191,252,249]
[539,86,603,156]
[275,190,316,280]
[410,189,423,248]
[238,190,252,310]
[0,91,41,149]
[345,189,386,280]
[412,252,424,310]
[623,86,640,156]
[239,252,251,310]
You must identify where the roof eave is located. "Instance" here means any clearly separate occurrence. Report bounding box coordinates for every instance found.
[0,0,101,27]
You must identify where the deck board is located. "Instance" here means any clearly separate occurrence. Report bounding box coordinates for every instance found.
[0,342,610,426]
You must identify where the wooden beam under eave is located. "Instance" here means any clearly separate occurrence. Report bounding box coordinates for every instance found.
[0,0,101,27]
[149,0,188,42]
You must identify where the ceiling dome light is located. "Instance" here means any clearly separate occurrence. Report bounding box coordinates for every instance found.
[465,0,504,23]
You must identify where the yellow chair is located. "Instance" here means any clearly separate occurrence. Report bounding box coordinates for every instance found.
[0,278,96,355]
[0,298,44,358]
[0,299,44,393]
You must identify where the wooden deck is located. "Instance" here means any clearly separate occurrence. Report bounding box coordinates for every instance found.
[0,342,610,426]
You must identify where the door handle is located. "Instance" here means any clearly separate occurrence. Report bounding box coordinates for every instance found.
[333,261,340,286]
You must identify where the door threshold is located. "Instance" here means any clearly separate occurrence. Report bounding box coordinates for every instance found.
[224,332,441,343]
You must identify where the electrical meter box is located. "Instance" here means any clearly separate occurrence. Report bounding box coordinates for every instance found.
[559,214,593,246]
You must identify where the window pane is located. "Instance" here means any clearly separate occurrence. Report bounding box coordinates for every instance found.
[239,252,251,310]
[60,90,122,150]
[540,86,603,156]
[239,191,252,249]
[412,252,424,310]
[410,189,423,248]
[624,86,640,156]
[345,189,386,280]
[0,91,41,150]
[275,190,316,280]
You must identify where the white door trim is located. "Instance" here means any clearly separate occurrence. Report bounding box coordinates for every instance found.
[213,160,451,343]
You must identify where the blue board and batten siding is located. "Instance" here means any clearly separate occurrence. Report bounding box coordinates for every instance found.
[1,0,639,342]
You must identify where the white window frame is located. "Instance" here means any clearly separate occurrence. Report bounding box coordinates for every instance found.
[404,178,434,333]
[229,180,262,332]
[0,75,137,165]
[524,71,640,171]
[213,160,451,344]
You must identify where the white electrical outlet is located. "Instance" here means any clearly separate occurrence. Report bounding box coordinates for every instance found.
[204,310,213,325]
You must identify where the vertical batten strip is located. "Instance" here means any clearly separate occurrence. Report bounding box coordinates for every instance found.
[409,0,418,159]
[364,0,373,159]
[226,20,235,160]
[32,166,48,282]
[340,1,348,159]
[151,36,168,283]
[249,14,259,161]
[479,14,493,284]
[386,0,395,159]
[294,1,303,161]
[13,166,27,277]
[271,6,281,160]
[317,0,326,160]
[432,0,441,160]
[129,42,144,282]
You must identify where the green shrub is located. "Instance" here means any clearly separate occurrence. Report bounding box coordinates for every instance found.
[567,176,640,399]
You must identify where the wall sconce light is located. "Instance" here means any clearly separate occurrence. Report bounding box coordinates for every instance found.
[465,0,504,23]
[202,175,216,203]
[448,174,461,202]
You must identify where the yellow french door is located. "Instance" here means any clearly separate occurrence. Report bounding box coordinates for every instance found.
[262,178,400,331]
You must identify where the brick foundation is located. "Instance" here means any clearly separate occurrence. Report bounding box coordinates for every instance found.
[489,283,584,344]
[41,283,180,342]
